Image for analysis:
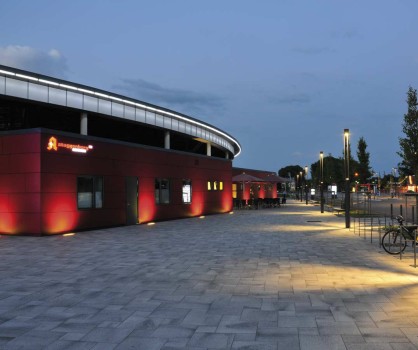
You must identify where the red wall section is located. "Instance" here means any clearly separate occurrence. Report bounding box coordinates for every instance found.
[0,133,41,234]
[33,130,232,235]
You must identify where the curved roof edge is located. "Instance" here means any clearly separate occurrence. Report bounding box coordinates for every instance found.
[0,64,241,157]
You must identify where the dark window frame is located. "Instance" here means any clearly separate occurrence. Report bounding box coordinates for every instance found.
[155,178,171,204]
[77,175,104,210]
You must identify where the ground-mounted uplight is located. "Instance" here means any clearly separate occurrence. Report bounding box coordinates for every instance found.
[63,233,75,237]
[199,216,205,219]
[147,222,156,226]
[229,211,234,215]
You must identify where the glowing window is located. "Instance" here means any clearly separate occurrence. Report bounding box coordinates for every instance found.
[182,179,192,204]
[77,176,103,209]
[232,184,237,198]
[214,181,218,190]
[219,181,224,191]
[207,181,212,191]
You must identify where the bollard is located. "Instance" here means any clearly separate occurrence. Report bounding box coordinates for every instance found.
[400,204,403,217]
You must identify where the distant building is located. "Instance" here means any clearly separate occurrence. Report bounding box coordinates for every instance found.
[232,167,287,201]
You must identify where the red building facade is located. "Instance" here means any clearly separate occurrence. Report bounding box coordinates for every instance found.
[0,65,240,235]
[232,167,286,201]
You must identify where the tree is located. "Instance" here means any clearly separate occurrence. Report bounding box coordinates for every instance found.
[398,86,418,177]
[356,136,372,183]
[311,153,360,189]
[310,154,343,188]
[278,165,304,179]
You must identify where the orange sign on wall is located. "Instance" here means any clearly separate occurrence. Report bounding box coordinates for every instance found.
[47,136,93,153]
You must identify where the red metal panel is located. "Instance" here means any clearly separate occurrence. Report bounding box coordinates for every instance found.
[1,130,234,234]
[2,133,40,154]
[25,173,41,193]
[0,174,26,193]
[7,153,40,173]
[8,193,41,213]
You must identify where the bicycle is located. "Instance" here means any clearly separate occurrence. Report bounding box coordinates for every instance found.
[381,215,418,255]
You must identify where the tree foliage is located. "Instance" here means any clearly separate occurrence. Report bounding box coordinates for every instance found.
[278,165,304,179]
[310,153,360,189]
[356,136,372,183]
[398,86,418,176]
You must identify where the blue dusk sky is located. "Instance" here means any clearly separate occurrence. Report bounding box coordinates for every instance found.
[1,0,418,175]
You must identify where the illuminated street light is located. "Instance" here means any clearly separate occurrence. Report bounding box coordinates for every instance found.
[320,151,324,213]
[299,171,303,202]
[344,129,350,228]
[305,166,308,202]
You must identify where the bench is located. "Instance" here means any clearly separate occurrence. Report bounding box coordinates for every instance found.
[325,205,344,214]
[332,207,345,215]
[325,205,344,215]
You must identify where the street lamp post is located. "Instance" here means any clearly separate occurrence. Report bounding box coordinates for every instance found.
[300,171,303,202]
[344,129,351,228]
[296,174,299,200]
[320,151,324,213]
[305,165,308,205]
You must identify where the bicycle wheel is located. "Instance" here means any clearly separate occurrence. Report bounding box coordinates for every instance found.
[381,230,406,255]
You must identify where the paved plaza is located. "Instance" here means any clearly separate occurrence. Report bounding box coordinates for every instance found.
[1,201,418,349]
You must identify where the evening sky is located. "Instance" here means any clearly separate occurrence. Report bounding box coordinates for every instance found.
[1,0,418,176]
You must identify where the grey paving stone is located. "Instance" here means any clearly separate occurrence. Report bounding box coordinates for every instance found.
[232,341,278,350]
[1,202,418,349]
[150,325,196,338]
[188,332,233,348]
[299,335,346,350]
[45,340,98,350]
[115,336,166,350]
[217,315,257,334]
[82,327,133,343]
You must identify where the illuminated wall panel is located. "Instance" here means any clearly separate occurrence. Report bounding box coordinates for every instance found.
[0,129,233,235]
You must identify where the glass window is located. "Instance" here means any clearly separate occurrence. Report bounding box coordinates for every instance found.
[77,176,103,209]
[232,184,237,198]
[182,179,192,204]
[155,178,170,204]
[95,177,103,208]
[207,181,212,191]
[219,181,224,191]
[78,177,93,209]
[214,181,218,191]
[155,179,160,204]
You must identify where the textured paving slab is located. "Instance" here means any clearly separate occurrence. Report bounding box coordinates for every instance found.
[1,201,418,349]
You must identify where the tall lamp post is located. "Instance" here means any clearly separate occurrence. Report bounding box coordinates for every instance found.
[305,165,308,205]
[300,171,303,202]
[296,174,299,200]
[344,129,351,228]
[320,151,324,213]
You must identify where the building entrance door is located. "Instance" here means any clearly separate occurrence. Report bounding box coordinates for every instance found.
[126,176,138,225]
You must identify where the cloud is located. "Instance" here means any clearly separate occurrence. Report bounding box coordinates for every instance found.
[114,78,225,117]
[292,47,335,55]
[0,45,68,78]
